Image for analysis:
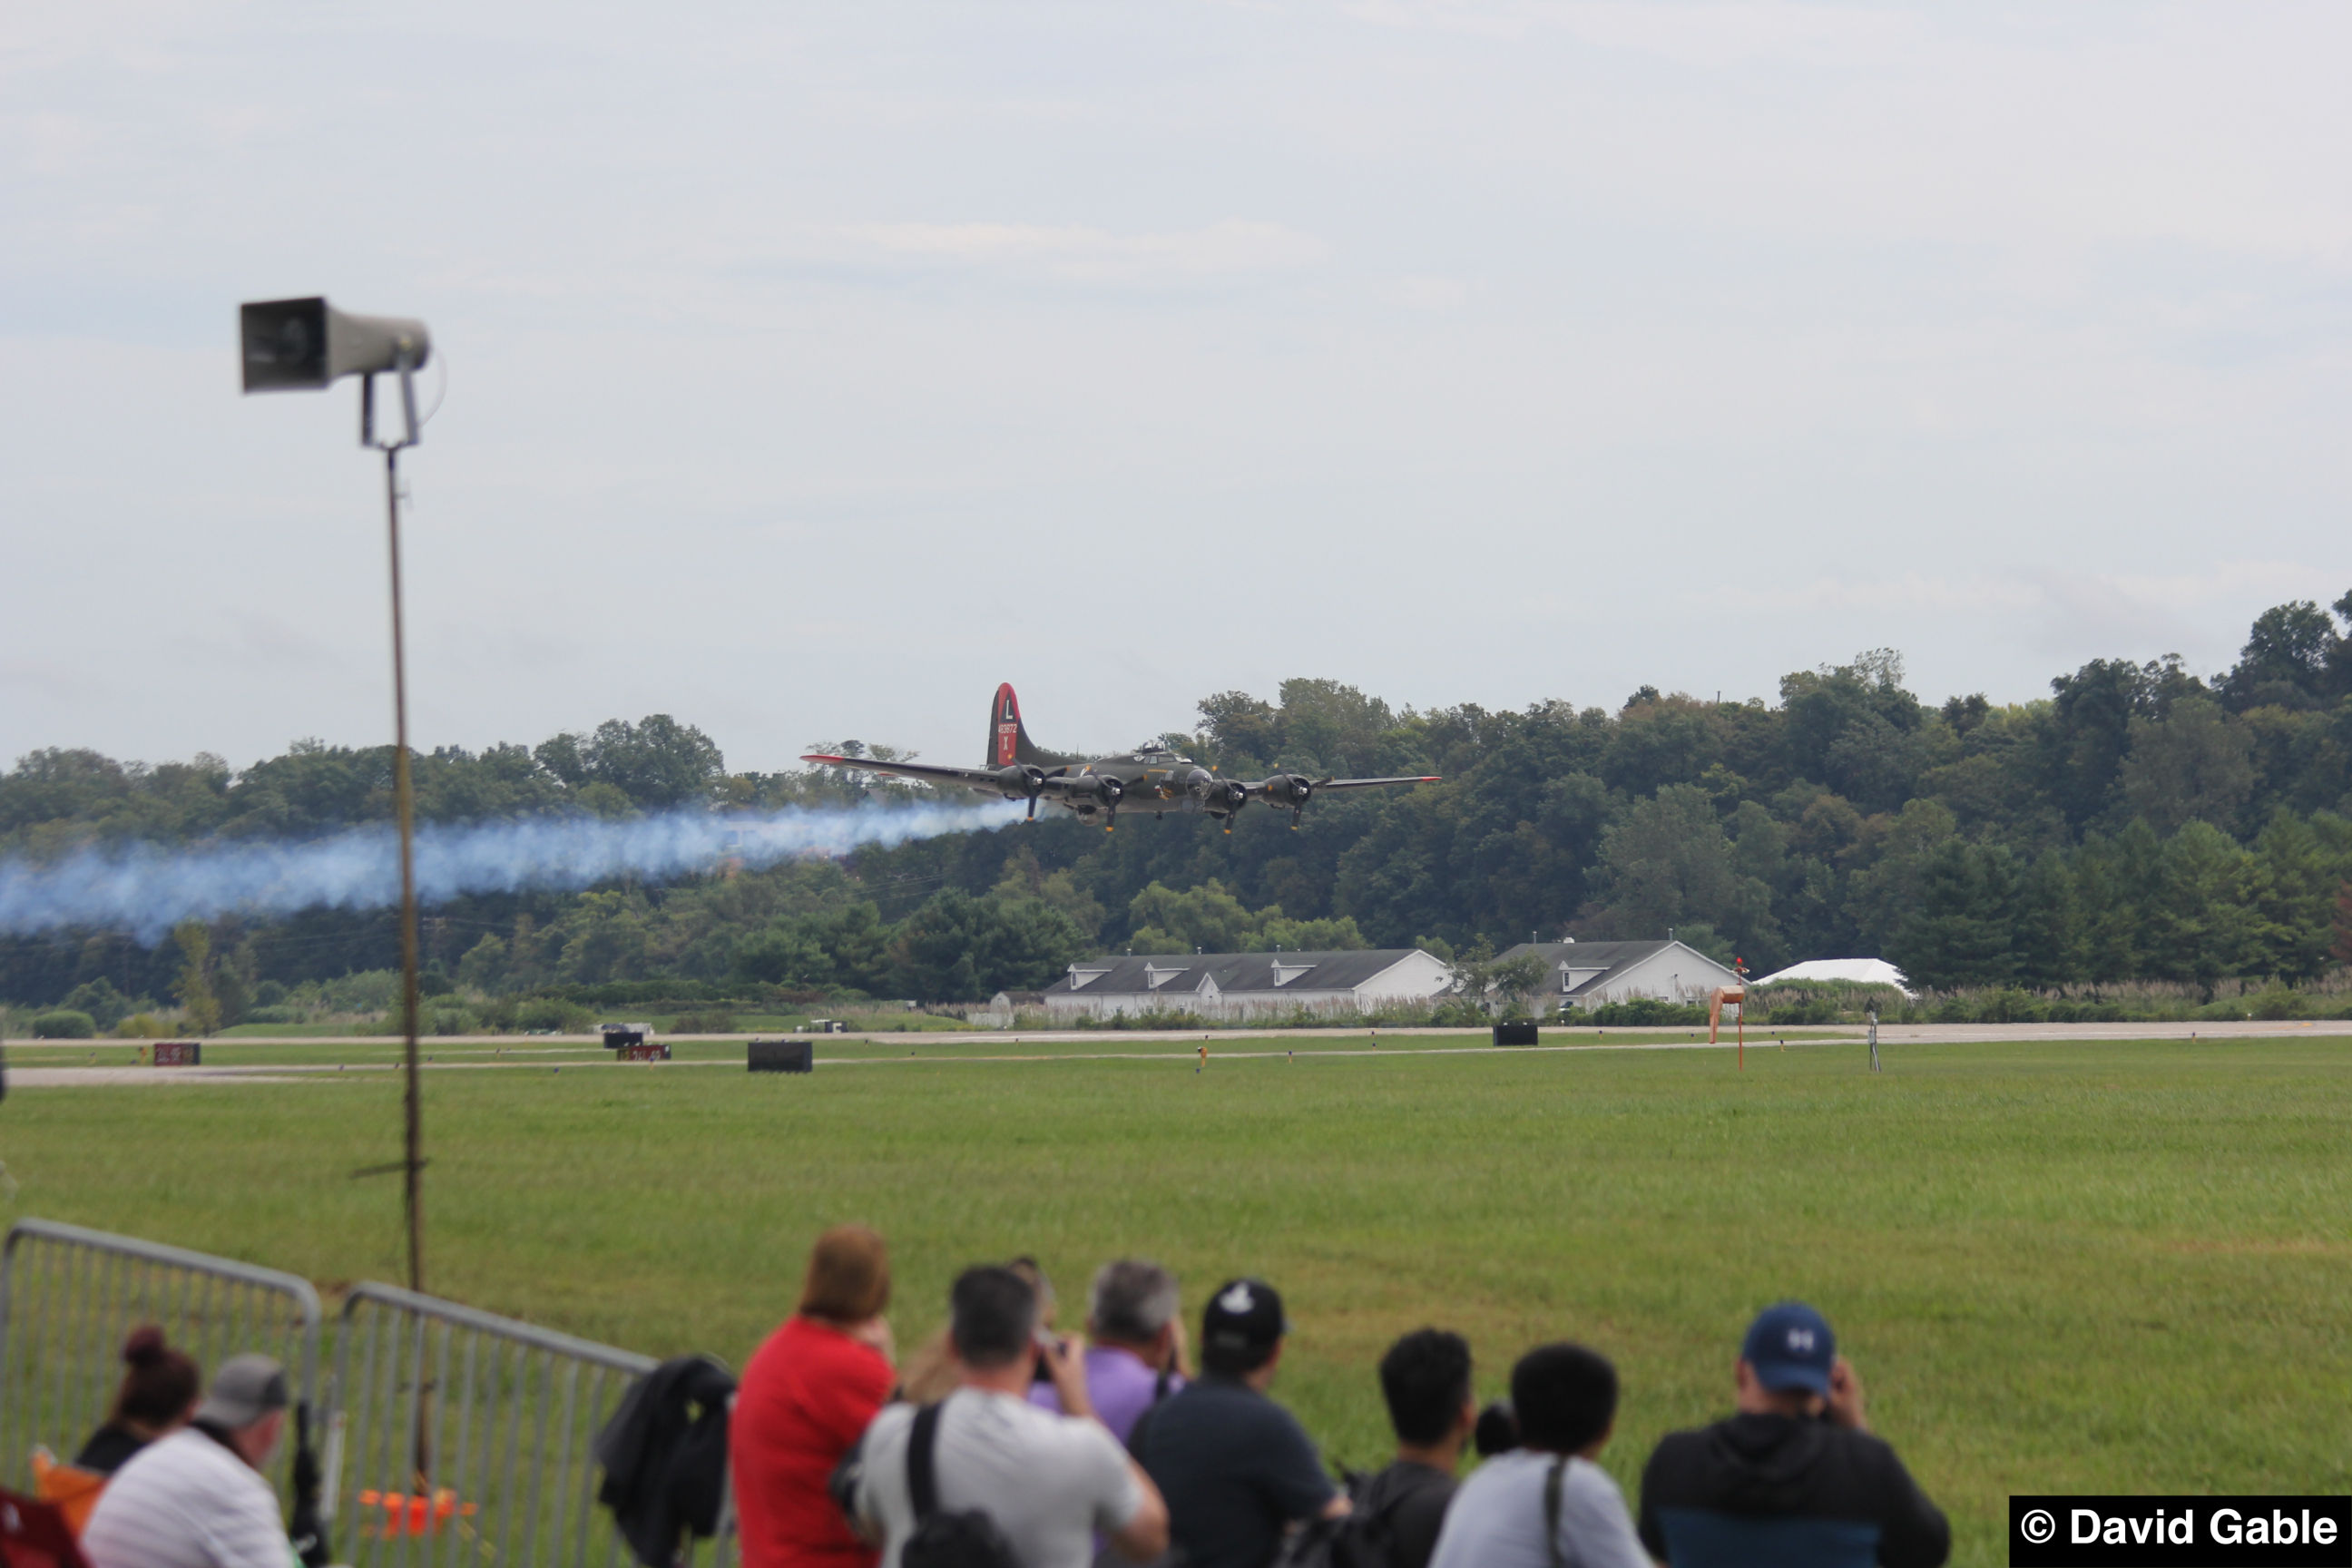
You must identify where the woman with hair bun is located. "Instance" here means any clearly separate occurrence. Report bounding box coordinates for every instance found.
[74,1325,201,1475]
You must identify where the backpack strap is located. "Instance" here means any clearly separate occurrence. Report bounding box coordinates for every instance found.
[906,1401,946,1524]
[1544,1456,1567,1568]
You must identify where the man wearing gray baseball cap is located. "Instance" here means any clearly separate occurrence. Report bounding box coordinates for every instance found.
[83,1353,296,1568]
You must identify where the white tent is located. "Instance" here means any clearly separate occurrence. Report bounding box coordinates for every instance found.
[1749,957,1914,996]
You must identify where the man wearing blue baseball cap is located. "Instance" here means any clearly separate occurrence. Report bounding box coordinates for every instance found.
[1636,1302,1949,1568]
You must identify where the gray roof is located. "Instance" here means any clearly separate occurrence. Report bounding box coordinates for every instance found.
[1496,940,1738,998]
[1044,949,1434,998]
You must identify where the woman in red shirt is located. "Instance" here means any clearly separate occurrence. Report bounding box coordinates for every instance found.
[732,1225,897,1568]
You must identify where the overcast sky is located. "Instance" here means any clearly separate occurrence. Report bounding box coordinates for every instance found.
[6,2,2347,775]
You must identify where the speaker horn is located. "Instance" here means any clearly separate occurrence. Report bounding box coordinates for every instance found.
[240,297,432,393]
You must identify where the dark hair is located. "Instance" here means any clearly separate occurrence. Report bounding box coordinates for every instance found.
[1378,1328,1474,1446]
[1200,1338,1274,1377]
[950,1266,1037,1370]
[111,1325,200,1429]
[1474,1399,1519,1458]
[798,1225,891,1323]
[1511,1343,1618,1455]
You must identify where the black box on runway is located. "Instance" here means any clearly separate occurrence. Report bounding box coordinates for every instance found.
[749,1039,814,1073]
[1493,1022,1538,1046]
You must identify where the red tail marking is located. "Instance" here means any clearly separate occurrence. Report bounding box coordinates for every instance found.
[993,681,1023,766]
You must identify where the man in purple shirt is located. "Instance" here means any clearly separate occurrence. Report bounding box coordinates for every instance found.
[1030,1259,1188,1444]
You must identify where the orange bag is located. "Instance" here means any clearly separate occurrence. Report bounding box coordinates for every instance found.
[26,1454,103,1540]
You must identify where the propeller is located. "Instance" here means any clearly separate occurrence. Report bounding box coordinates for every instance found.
[1061,770,1124,830]
[997,763,1048,823]
[1211,777,1250,832]
[1259,771,1321,828]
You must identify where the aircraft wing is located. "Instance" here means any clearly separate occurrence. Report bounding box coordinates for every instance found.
[1313,774,1442,789]
[800,754,1011,790]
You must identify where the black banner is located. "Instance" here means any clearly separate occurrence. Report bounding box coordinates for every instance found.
[2012,1496,2350,1566]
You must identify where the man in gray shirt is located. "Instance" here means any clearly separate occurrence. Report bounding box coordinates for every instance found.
[851,1265,1169,1568]
[1427,1343,1651,1568]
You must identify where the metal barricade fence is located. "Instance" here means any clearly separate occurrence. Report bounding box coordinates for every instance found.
[0,1218,323,1507]
[0,1223,734,1568]
[328,1282,732,1568]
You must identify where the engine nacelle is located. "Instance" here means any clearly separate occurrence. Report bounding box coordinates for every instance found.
[1063,772,1124,808]
[995,763,1046,800]
[1259,773,1314,808]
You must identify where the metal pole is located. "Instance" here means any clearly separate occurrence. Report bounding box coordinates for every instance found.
[386,444,425,1296]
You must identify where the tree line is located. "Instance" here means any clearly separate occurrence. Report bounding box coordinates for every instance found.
[4,591,2350,1012]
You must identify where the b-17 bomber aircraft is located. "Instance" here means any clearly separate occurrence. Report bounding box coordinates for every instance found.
[803,683,1439,832]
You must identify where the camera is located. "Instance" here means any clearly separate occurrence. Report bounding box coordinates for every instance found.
[1032,1328,1069,1384]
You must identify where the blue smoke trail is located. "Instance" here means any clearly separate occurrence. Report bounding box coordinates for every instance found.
[0,800,1021,945]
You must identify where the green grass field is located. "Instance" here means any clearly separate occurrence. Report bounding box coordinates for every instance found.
[5,1034,2347,1566]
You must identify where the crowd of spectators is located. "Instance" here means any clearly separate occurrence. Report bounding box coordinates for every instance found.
[734,1226,1951,1568]
[34,1240,1947,1568]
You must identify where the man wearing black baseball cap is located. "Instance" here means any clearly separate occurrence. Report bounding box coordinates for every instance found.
[83,1353,297,1568]
[1637,1302,1949,1567]
[1129,1277,1346,1568]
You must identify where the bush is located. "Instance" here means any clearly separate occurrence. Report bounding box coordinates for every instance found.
[240,1005,302,1024]
[298,969,404,1015]
[31,1009,97,1039]
[2247,983,2308,1021]
[670,1011,738,1034]
[112,1013,174,1038]
[1587,998,1708,1026]
[62,979,133,1031]
[516,997,593,1033]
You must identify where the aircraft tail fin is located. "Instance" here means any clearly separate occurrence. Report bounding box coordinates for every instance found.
[986,682,1056,769]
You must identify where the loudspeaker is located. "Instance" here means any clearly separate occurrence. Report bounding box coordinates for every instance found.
[241,297,432,392]
[749,1039,814,1073]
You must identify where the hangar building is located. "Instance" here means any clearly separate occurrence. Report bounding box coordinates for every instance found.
[1495,939,1743,1014]
[1042,948,1454,1023]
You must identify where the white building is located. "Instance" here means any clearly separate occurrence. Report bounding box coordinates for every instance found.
[1750,958,1914,996]
[1042,949,1455,1023]
[1494,940,1743,1014]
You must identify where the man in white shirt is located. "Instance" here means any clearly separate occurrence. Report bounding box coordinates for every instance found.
[1427,1343,1651,1568]
[851,1265,1170,1568]
[83,1354,293,1568]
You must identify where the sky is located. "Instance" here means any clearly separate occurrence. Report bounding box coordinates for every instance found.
[5,1,2348,775]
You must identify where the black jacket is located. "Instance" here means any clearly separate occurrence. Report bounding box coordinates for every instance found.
[73,1424,146,1476]
[593,1355,737,1568]
[1638,1413,1949,1568]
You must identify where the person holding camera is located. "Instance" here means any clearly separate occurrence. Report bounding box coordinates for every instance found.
[1426,1343,1651,1568]
[846,1265,1169,1568]
[1028,1259,1190,1446]
[1635,1302,1948,1568]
